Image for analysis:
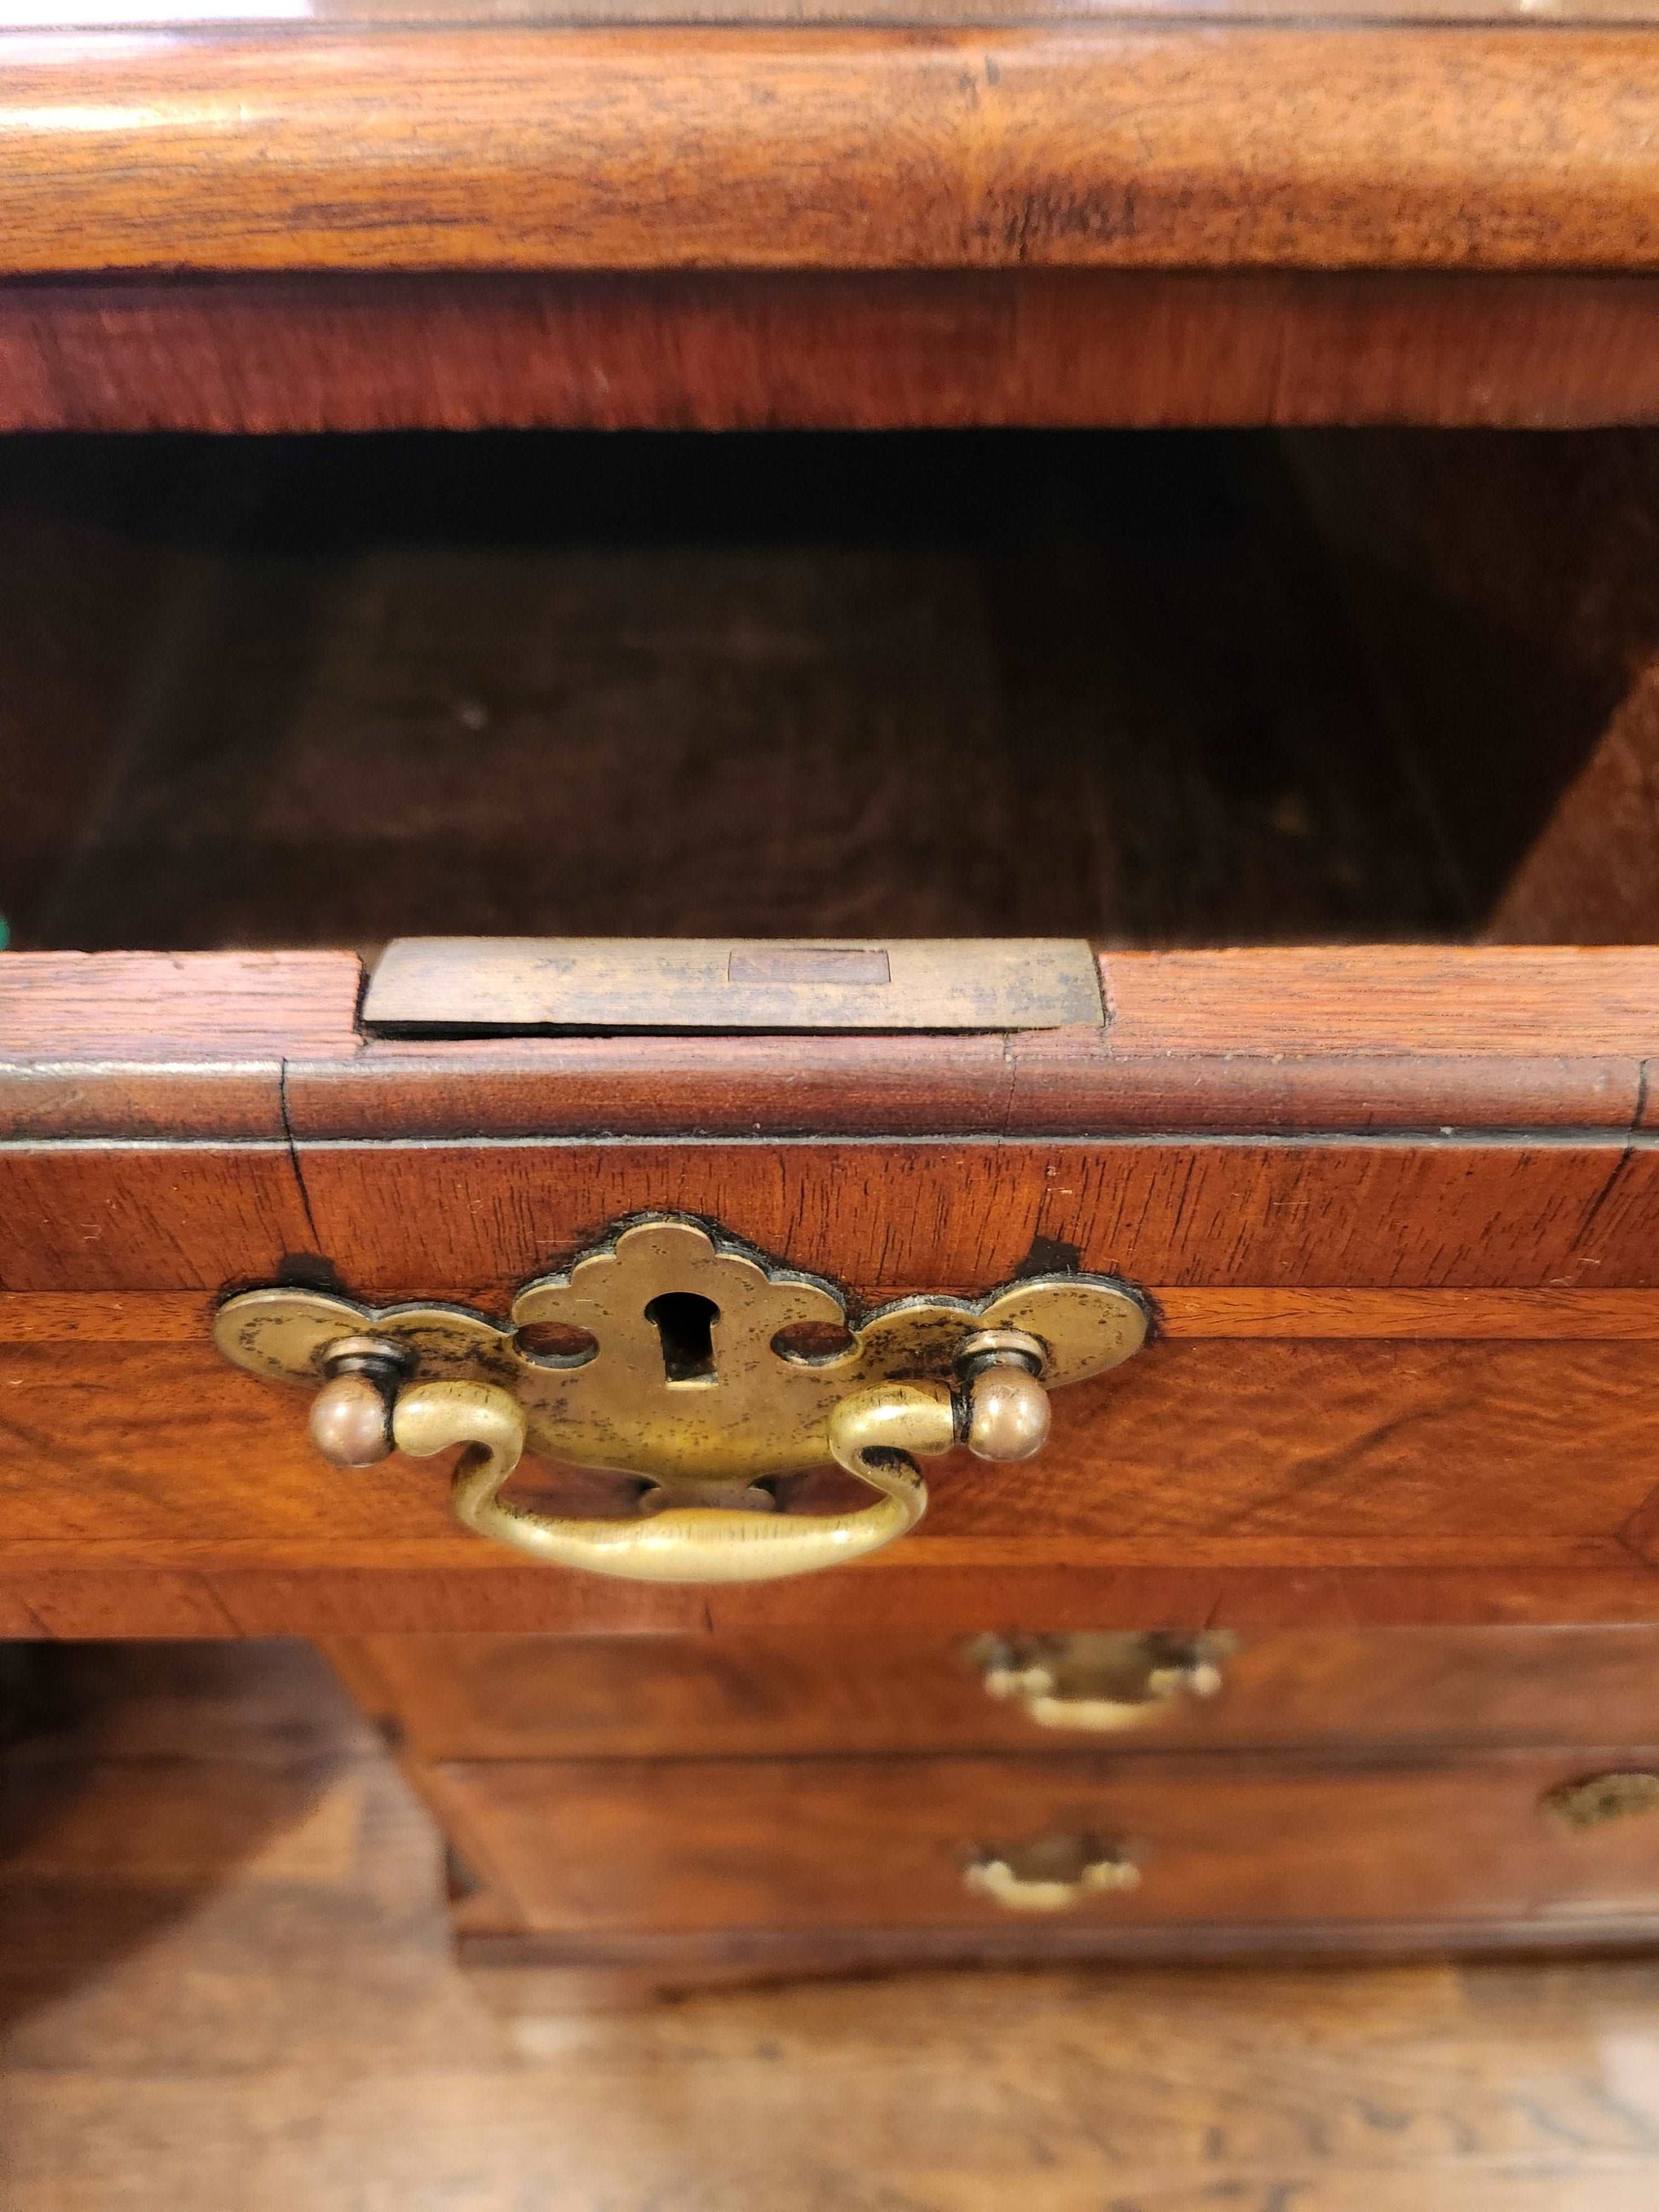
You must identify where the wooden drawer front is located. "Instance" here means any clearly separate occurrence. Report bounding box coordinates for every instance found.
[9,1328,1659,1637]
[341,1627,1659,1762]
[8,949,1659,1637]
[422,1750,1659,1936]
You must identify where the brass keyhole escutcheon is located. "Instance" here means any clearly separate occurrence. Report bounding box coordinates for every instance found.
[645,1291,720,1385]
[214,1214,1149,1585]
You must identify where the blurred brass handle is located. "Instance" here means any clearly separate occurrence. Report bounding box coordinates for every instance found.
[1543,1771,1659,1828]
[972,1632,1234,1734]
[394,1377,945,1585]
[965,1848,1141,1915]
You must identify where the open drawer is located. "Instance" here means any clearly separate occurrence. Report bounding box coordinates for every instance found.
[3,427,1657,1637]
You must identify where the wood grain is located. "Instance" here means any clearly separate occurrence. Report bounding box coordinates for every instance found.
[1003,1043,1645,1135]
[14,272,1659,433]
[423,1748,1659,1933]
[5,30,1659,276]
[3,1333,1659,1632]
[6,1133,1652,1291]
[289,1136,1652,1300]
[0,952,360,1061]
[14,446,1465,959]
[1490,661,1659,942]
[334,1624,1659,1761]
[1021,944,1658,1134]
[0,1147,317,1293]
[1153,1288,1659,1337]
[285,1035,1649,1138]
[17,0,1659,22]
[454,1910,1659,1982]
[16,1035,1651,1141]
[0,951,361,1140]
[8,1562,1659,1637]
[1102,946,1659,1056]
[9,947,1652,1141]
[1286,430,1659,937]
[14,1638,1659,2203]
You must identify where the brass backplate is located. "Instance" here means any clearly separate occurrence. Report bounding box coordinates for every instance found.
[214,1216,1147,1494]
[361,937,1104,1034]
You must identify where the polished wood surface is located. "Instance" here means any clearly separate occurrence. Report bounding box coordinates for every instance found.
[7,941,1659,1632]
[17,0,1659,20]
[5,946,1655,1138]
[5,1329,1659,1632]
[2,1134,1652,1294]
[4,29,1659,277]
[11,1640,1659,2207]
[425,1747,1659,1934]
[15,274,1659,433]
[226,1138,1659,1297]
[4,433,1658,1633]
[0,952,352,1063]
[332,1626,1659,1759]
[295,946,1655,1139]
[0,953,357,1140]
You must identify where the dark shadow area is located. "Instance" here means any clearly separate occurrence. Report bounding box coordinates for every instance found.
[0,1640,373,2038]
[6,424,1567,955]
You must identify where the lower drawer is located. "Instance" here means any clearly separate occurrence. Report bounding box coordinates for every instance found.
[421,1749,1659,1936]
[333,1626,1659,1760]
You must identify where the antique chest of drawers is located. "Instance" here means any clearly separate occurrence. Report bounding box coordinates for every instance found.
[324,1626,1659,1992]
[8,0,1659,1988]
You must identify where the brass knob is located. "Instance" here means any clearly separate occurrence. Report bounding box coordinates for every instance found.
[957,1328,1051,1462]
[307,1336,406,1469]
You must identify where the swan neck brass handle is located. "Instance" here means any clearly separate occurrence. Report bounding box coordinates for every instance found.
[965,1842,1142,1914]
[393,1376,944,1585]
[214,1213,1148,1588]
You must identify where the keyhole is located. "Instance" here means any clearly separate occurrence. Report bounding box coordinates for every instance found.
[645,1292,720,1383]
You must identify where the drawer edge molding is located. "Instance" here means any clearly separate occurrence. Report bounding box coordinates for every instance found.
[7,30,1659,279]
[4,945,1656,1140]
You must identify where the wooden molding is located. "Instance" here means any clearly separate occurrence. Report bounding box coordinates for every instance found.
[5,28,1659,275]
[3,947,1654,1138]
[9,272,1659,433]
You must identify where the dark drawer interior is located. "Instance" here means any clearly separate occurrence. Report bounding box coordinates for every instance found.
[5,425,1650,957]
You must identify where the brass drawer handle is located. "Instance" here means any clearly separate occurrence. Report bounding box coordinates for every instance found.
[1543,1771,1659,1828]
[214,1214,1146,1586]
[386,1373,939,1584]
[972,1631,1234,1733]
[965,1835,1142,1914]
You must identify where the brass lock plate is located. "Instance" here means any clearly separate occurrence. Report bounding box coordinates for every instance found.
[361,937,1104,1035]
[214,1216,1147,1497]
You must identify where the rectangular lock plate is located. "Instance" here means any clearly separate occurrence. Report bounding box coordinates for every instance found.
[362,938,1104,1035]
